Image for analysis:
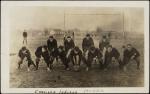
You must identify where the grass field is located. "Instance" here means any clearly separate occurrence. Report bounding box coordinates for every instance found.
[9,33,144,88]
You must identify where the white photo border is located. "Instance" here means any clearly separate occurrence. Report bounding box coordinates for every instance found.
[1,1,149,93]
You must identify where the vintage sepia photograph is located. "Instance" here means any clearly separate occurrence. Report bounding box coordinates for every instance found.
[1,1,149,93]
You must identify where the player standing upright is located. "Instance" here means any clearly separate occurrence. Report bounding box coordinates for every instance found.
[23,30,28,45]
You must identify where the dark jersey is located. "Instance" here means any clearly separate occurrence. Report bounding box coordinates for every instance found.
[55,48,67,62]
[70,49,82,57]
[18,48,32,61]
[99,40,110,51]
[70,49,82,64]
[105,48,120,59]
[24,50,32,61]
[64,40,75,52]
[35,46,52,62]
[47,39,57,52]
[41,51,50,62]
[18,49,26,59]
[35,46,42,58]
[23,32,27,37]
[88,48,102,59]
[82,37,94,51]
[123,48,140,58]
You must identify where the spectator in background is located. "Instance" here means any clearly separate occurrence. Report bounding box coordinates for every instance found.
[23,30,28,44]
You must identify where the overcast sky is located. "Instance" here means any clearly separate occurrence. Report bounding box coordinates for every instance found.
[3,6,144,33]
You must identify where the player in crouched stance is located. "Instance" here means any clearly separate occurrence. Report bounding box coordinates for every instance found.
[54,46,70,70]
[103,45,122,71]
[122,44,140,71]
[84,46,103,71]
[35,45,54,72]
[70,46,83,71]
[18,46,36,71]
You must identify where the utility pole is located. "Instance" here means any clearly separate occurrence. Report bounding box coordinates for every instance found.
[122,10,126,44]
[64,10,66,31]
[63,10,67,41]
